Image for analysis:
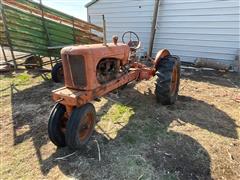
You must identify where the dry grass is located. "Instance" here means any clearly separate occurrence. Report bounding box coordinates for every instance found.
[0,69,239,180]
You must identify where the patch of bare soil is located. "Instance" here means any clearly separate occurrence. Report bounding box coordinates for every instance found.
[0,69,239,180]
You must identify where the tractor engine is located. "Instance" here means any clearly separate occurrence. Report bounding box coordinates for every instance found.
[61,43,130,90]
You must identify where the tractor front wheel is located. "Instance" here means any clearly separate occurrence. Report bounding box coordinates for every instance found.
[155,55,180,105]
[66,103,96,149]
[48,103,68,147]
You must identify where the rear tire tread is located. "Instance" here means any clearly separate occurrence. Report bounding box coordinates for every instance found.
[155,56,180,105]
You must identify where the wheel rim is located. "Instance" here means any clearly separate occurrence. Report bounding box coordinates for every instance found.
[79,113,94,142]
[170,65,178,95]
[60,112,68,133]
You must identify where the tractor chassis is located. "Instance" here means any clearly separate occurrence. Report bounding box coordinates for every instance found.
[52,64,155,116]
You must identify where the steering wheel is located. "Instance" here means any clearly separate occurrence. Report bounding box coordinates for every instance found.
[122,31,140,50]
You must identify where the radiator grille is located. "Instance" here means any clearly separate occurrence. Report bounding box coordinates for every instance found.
[68,55,86,87]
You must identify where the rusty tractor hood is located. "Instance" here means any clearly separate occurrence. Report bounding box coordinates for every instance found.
[61,43,130,61]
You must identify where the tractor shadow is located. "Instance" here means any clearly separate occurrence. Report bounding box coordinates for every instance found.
[10,80,239,179]
[54,85,238,179]
[9,80,61,174]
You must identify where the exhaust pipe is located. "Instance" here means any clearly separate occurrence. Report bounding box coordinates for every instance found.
[102,15,107,46]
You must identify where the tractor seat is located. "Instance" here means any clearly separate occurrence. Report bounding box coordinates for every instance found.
[128,41,141,51]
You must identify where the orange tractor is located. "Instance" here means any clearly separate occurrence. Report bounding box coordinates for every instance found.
[48,31,180,149]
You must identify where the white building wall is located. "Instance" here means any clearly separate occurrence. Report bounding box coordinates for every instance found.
[87,0,155,57]
[87,0,240,66]
[153,0,240,65]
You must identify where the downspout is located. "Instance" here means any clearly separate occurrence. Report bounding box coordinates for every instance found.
[148,0,160,58]
[87,7,91,23]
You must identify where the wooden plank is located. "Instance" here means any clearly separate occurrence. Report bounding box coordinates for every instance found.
[9,31,47,46]
[3,0,103,38]
[14,0,40,10]
[1,0,103,57]
[78,37,102,44]
[6,17,44,33]
[11,39,47,51]
[4,0,102,32]
[0,41,8,46]
[46,21,102,44]
[46,20,74,34]
[0,35,8,45]
[47,28,74,41]
[7,28,46,41]
[34,1,103,32]
[7,23,46,38]
[49,35,74,45]
[3,4,43,25]
[74,29,103,42]
[3,0,103,33]
[0,24,4,32]
[13,45,49,56]
[49,40,73,45]
[5,13,43,31]
[1,0,17,68]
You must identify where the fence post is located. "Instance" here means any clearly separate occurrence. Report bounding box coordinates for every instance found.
[0,0,17,69]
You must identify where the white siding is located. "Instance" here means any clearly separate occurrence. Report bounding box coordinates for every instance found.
[87,0,240,66]
[153,0,240,65]
[88,0,154,56]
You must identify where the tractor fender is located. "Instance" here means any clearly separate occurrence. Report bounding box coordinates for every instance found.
[154,49,171,69]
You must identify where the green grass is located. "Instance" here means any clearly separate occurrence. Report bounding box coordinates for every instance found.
[14,73,31,85]
[96,103,135,140]
[101,104,134,123]
[0,73,32,90]
[0,72,51,98]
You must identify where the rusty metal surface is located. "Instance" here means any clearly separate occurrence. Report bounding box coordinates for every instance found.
[138,67,155,81]
[68,55,86,87]
[53,39,172,119]
[154,49,171,68]
[52,69,140,108]
[61,43,130,90]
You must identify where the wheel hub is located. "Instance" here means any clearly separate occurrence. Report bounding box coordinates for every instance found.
[170,65,178,95]
[79,113,94,141]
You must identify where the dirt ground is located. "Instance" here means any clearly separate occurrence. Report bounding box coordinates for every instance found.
[0,68,240,180]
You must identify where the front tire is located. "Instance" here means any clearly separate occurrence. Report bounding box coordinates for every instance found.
[66,103,96,150]
[155,55,180,105]
[48,103,67,147]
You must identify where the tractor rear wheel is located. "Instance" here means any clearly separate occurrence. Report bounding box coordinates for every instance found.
[48,103,67,147]
[66,103,96,149]
[51,62,64,83]
[155,55,180,105]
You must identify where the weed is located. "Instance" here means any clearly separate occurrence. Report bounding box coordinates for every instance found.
[14,73,31,85]
[101,104,134,123]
